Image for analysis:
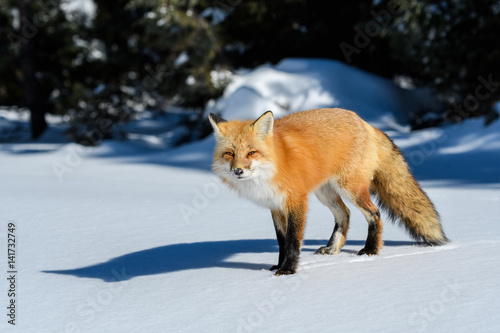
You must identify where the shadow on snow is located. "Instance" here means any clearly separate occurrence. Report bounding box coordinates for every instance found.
[43,239,416,282]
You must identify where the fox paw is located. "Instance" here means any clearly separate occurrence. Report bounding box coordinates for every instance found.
[357,247,378,256]
[269,265,280,271]
[315,246,340,255]
[275,267,296,276]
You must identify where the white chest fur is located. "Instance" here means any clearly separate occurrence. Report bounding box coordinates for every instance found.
[233,176,285,211]
[213,159,286,211]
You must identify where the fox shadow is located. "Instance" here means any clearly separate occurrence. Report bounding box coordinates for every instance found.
[43,239,415,282]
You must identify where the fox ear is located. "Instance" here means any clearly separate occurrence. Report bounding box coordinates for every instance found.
[208,113,227,138]
[251,110,274,138]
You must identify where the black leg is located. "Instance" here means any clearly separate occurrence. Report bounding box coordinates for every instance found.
[358,210,383,255]
[270,231,285,271]
[275,203,306,276]
[270,210,286,271]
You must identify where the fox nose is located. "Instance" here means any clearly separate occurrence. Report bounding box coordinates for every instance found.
[234,168,244,176]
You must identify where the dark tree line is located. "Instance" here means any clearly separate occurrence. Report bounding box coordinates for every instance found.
[0,0,498,141]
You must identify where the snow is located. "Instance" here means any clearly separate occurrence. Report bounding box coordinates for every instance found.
[208,58,439,132]
[61,0,96,22]
[1,58,499,332]
[174,52,189,67]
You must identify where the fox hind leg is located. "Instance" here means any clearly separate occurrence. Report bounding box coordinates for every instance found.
[314,184,350,255]
[352,187,383,255]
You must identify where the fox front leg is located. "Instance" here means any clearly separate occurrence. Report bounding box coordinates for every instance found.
[274,203,307,276]
[270,210,286,271]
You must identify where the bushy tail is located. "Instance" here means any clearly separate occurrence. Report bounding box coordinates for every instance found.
[372,132,448,245]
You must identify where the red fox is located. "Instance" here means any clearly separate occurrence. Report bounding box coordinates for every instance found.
[209,108,448,276]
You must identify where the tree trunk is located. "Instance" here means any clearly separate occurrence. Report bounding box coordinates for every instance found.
[19,0,47,139]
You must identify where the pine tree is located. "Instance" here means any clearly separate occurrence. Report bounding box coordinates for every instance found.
[218,0,373,68]
[0,0,88,139]
[66,0,228,143]
[0,2,22,107]
[373,0,500,125]
[1,0,228,143]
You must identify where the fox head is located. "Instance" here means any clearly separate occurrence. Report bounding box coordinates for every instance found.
[208,111,276,184]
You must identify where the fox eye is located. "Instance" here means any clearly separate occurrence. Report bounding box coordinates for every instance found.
[247,151,257,156]
[224,152,234,157]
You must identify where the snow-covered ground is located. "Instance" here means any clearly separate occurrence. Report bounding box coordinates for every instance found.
[1,59,499,332]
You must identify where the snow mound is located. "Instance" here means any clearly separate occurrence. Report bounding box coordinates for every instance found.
[208,58,437,132]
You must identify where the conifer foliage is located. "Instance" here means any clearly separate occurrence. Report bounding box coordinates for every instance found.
[0,0,498,141]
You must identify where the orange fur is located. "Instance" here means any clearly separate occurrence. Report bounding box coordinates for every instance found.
[209,108,447,275]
